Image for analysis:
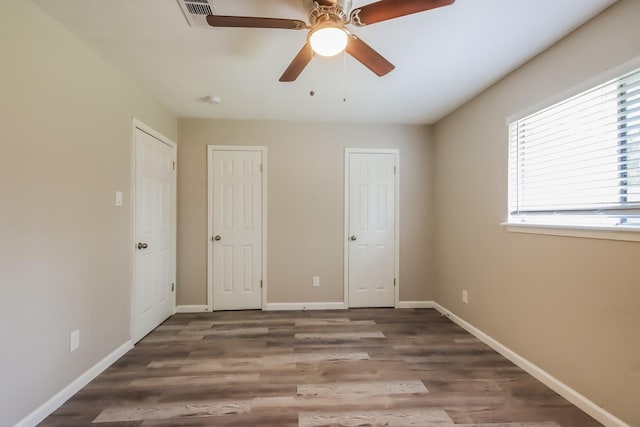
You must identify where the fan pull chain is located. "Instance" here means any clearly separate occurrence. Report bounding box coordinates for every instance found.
[309,52,316,97]
[342,49,347,102]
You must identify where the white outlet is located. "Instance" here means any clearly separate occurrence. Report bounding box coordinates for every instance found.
[462,290,469,304]
[70,329,80,352]
[312,276,320,287]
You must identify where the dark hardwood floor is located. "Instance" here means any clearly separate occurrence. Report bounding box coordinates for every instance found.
[40,309,601,426]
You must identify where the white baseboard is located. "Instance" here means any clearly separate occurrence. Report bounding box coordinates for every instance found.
[175,305,209,313]
[432,303,630,427]
[265,302,347,311]
[14,340,133,427]
[265,302,435,311]
[396,300,435,309]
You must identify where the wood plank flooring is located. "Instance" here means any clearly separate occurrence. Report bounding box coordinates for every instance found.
[40,309,602,427]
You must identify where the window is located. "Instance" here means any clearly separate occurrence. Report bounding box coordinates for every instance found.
[508,67,640,229]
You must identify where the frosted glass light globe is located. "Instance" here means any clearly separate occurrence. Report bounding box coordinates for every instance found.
[310,27,348,57]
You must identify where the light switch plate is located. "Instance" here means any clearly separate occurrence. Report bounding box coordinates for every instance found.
[115,191,123,207]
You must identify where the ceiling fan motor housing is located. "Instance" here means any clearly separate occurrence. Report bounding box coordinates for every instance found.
[305,0,352,25]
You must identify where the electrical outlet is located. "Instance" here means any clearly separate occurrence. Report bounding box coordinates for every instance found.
[312,276,320,287]
[115,191,123,207]
[70,330,80,352]
[462,290,469,304]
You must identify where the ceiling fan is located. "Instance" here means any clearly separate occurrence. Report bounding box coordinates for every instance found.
[206,0,455,82]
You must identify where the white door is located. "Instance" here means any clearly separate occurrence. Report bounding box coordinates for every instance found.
[211,149,263,310]
[347,151,397,308]
[133,127,176,342]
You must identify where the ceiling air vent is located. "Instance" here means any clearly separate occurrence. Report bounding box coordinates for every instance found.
[177,0,217,27]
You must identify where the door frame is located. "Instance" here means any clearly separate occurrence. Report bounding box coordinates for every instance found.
[207,145,267,311]
[130,118,177,341]
[343,148,400,308]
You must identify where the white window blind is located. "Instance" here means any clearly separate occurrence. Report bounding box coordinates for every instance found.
[508,67,640,228]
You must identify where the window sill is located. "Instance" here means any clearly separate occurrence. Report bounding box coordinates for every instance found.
[502,223,640,243]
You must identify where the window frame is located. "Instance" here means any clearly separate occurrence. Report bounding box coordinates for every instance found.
[504,57,640,241]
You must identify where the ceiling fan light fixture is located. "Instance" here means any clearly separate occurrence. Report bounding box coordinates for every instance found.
[309,26,348,57]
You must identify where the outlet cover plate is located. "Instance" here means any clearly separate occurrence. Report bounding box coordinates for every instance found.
[70,330,80,352]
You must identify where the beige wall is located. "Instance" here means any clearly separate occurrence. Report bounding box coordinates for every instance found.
[0,2,176,426]
[177,119,434,305]
[433,1,640,425]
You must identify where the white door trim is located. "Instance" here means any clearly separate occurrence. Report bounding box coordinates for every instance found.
[344,148,400,308]
[130,118,177,341]
[207,145,267,311]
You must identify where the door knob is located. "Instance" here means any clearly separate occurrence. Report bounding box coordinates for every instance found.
[137,242,148,250]
[350,235,357,241]
[214,235,222,241]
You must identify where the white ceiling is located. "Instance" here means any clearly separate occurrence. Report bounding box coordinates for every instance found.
[34,0,616,124]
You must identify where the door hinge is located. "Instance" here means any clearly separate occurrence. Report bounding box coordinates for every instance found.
[260,279,263,288]
[394,165,397,175]
[172,160,176,170]
[171,282,175,292]
[259,163,263,173]
[394,278,396,287]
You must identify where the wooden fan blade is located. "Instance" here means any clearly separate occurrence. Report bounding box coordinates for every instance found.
[345,35,395,77]
[279,44,313,82]
[352,0,455,26]
[206,15,307,30]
